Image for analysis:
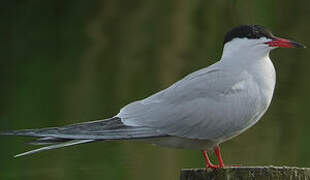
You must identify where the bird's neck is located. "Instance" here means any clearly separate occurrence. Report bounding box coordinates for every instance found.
[219,43,276,103]
[220,44,271,65]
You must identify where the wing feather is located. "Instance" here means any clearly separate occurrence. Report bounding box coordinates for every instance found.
[119,64,267,141]
[1,117,166,140]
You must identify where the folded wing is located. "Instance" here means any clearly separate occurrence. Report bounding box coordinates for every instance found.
[119,65,265,140]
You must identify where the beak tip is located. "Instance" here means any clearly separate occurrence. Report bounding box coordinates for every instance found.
[298,45,306,49]
[296,44,306,49]
[291,41,306,48]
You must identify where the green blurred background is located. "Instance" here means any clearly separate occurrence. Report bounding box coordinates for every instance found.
[1,0,310,179]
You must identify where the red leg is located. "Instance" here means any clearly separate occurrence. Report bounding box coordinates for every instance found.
[201,149,219,169]
[214,146,224,168]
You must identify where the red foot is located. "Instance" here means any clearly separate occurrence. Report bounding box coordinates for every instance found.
[214,146,224,168]
[201,146,225,169]
[202,149,221,169]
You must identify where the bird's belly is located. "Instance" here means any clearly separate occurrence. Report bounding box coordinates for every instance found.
[142,136,218,149]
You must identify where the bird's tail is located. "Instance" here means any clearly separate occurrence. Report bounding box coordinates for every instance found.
[14,139,94,158]
[1,117,166,157]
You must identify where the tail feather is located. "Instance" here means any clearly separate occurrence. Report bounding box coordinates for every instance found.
[1,117,168,157]
[15,139,94,158]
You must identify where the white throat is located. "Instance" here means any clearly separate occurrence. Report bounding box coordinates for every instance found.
[218,37,276,101]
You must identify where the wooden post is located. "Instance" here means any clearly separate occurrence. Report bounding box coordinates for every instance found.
[180,166,310,180]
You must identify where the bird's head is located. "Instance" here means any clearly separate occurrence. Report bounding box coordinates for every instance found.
[221,25,305,60]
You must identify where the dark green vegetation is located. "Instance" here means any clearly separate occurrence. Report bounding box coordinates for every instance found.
[1,1,310,180]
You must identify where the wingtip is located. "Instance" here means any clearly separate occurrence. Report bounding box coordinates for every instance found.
[0,129,37,136]
[0,131,13,136]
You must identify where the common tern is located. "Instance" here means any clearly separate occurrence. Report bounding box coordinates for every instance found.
[1,25,305,168]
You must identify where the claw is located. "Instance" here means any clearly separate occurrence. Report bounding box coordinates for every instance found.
[207,163,220,169]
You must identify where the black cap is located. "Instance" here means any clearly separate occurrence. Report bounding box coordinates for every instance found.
[224,25,275,45]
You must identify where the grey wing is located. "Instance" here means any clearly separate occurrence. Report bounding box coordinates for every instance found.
[1,117,167,157]
[1,117,165,140]
[118,64,265,140]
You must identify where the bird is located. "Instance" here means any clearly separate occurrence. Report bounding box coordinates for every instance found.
[1,25,305,169]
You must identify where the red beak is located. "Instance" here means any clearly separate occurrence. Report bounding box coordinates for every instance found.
[265,38,305,48]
